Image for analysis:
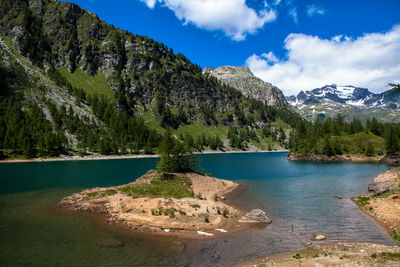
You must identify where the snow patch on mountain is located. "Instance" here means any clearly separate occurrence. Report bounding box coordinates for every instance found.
[287,84,397,108]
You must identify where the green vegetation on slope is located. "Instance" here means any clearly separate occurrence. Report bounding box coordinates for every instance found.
[290,115,399,157]
[0,0,305,159]
[119,173,193,198]
[58,67,114,100]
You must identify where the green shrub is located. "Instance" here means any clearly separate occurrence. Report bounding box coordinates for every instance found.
[223,209,229,218]
[87,191,99,198]
[293,253,302,259]
[101,189,117,196]
[391,228,400,243]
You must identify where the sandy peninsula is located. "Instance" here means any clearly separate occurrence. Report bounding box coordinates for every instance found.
[58,171,271,238]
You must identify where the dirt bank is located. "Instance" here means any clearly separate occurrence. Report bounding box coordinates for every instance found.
[287,152,400,163]
[243,242,400,267]
[287,152,385,162]
[353,167,400,237]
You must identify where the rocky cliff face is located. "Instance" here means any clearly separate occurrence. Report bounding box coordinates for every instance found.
[0,0,242,119]
[203,66,287,107]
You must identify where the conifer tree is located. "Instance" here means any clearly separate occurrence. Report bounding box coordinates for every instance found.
[385,127,400,154]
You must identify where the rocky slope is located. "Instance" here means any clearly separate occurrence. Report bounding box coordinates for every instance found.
[287,84,400,123]
[0,0,232,116]
[0,0,304,158]
[203,66,287,107]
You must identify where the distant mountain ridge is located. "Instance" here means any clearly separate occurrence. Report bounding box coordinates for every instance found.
[287,84,399,108]
[203,66,287,107]
[287,84,400,123]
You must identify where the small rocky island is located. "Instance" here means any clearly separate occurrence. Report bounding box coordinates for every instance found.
[59,170,271,237]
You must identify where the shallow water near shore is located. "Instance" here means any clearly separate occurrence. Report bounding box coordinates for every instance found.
[0,152,397,266]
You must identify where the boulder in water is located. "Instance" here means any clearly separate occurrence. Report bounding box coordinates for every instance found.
[239,209,271,223]
[313,234,326,241]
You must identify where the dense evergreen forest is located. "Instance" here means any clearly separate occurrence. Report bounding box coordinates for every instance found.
[2,0,398,161]
[289,115,400,157]
[0,0,306,159]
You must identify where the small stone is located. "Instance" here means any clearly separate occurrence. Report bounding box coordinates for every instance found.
[313,234,326,241]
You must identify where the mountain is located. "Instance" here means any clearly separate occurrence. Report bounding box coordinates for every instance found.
[287,84,400,123]
[0,0,303,159]
[203,66,287,107]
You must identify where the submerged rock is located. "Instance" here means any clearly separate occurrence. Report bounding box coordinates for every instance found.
[239,209,271,223]
[368,181,396,195]
[100,239,124,248]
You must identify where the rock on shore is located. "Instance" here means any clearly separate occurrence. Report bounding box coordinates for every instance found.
[380,153,400,164]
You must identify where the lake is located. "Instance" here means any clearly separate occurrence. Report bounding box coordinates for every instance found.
[0,152,396,266]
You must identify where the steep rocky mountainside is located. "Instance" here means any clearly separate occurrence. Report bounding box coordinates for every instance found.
[287,84,400,123]
[203,66,287,107]
[0,0,304,159]
[0,0,233,117]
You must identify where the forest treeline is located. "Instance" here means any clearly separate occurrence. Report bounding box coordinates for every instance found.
[290,115,400,156]
[0,66,300,159]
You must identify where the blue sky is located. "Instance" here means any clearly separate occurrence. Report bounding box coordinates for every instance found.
[64,0,400,95]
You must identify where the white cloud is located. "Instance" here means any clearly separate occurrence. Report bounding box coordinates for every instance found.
[139,0,277,41]
[246,25,400,96]
[306,4,325,17]
[288,7,298,24]
[140,0,157,8]
[262,51,279,63]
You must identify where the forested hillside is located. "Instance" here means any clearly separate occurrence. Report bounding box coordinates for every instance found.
[0,0,304,159]
[289,116,400,158]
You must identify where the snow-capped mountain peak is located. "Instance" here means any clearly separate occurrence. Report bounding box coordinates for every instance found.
[288,84,385,108]
[286,84,400,123]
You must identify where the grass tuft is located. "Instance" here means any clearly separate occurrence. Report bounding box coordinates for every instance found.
[119,174,193,198]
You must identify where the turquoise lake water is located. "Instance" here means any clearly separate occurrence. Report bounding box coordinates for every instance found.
[0,152,397,266]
